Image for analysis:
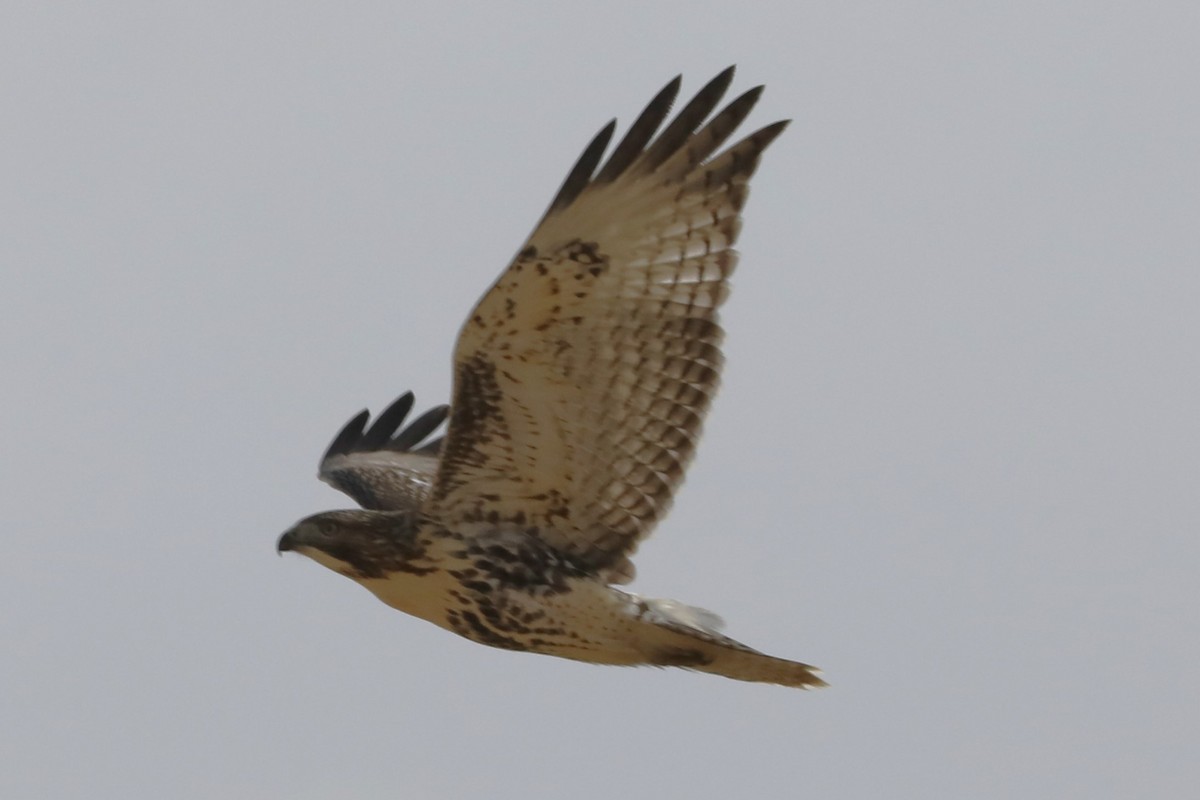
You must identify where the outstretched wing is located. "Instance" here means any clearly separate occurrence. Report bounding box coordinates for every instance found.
[319,392,449,512]
[425,67,787,577]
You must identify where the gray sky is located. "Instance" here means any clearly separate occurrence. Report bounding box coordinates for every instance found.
[3,2,1197,798]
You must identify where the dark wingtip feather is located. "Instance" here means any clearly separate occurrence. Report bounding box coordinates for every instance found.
[389,404,449,451]
[733,85,765,114]
[637,67,738,172]
[593,74,682,184]
[360,392,415,449]
[752,118,791,148]
[322,409,370,462]
[545,119,617,215]
[320,391,449,467]
[537,67,779,230]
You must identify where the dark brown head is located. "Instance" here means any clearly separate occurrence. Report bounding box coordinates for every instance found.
[277,509,419,579]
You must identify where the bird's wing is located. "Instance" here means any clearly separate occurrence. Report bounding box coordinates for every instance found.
[319,392,448,512]
[424,67,787,578]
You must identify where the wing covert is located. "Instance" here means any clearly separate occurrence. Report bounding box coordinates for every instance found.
[425,67,787,576]
[319,392,448,512]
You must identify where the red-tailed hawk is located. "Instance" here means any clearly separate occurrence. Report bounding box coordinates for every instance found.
[279,67,824,689]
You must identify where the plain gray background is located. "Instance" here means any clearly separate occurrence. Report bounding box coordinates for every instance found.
[3,2,1196,798]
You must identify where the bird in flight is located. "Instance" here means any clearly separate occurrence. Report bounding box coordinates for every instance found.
[278,67,824,689]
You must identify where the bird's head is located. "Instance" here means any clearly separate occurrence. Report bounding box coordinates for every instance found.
[277,510,415,579]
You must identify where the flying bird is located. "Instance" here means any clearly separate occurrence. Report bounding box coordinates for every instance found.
[279,67,824,689]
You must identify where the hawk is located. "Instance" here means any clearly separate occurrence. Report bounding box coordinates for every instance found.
[279,67,825,689]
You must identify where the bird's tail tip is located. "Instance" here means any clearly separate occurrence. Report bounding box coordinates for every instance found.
[698,648,827,689]
[642,598,827,689]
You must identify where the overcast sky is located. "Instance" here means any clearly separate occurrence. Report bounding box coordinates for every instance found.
[2,2,1197,798]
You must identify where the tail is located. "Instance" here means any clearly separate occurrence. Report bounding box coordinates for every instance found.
[640,598,827,690]
[684,640,827,689]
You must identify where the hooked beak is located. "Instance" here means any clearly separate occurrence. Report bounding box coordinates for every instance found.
[276,530,297,555]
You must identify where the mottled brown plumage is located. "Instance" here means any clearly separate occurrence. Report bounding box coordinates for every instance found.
[280,68,824,689]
